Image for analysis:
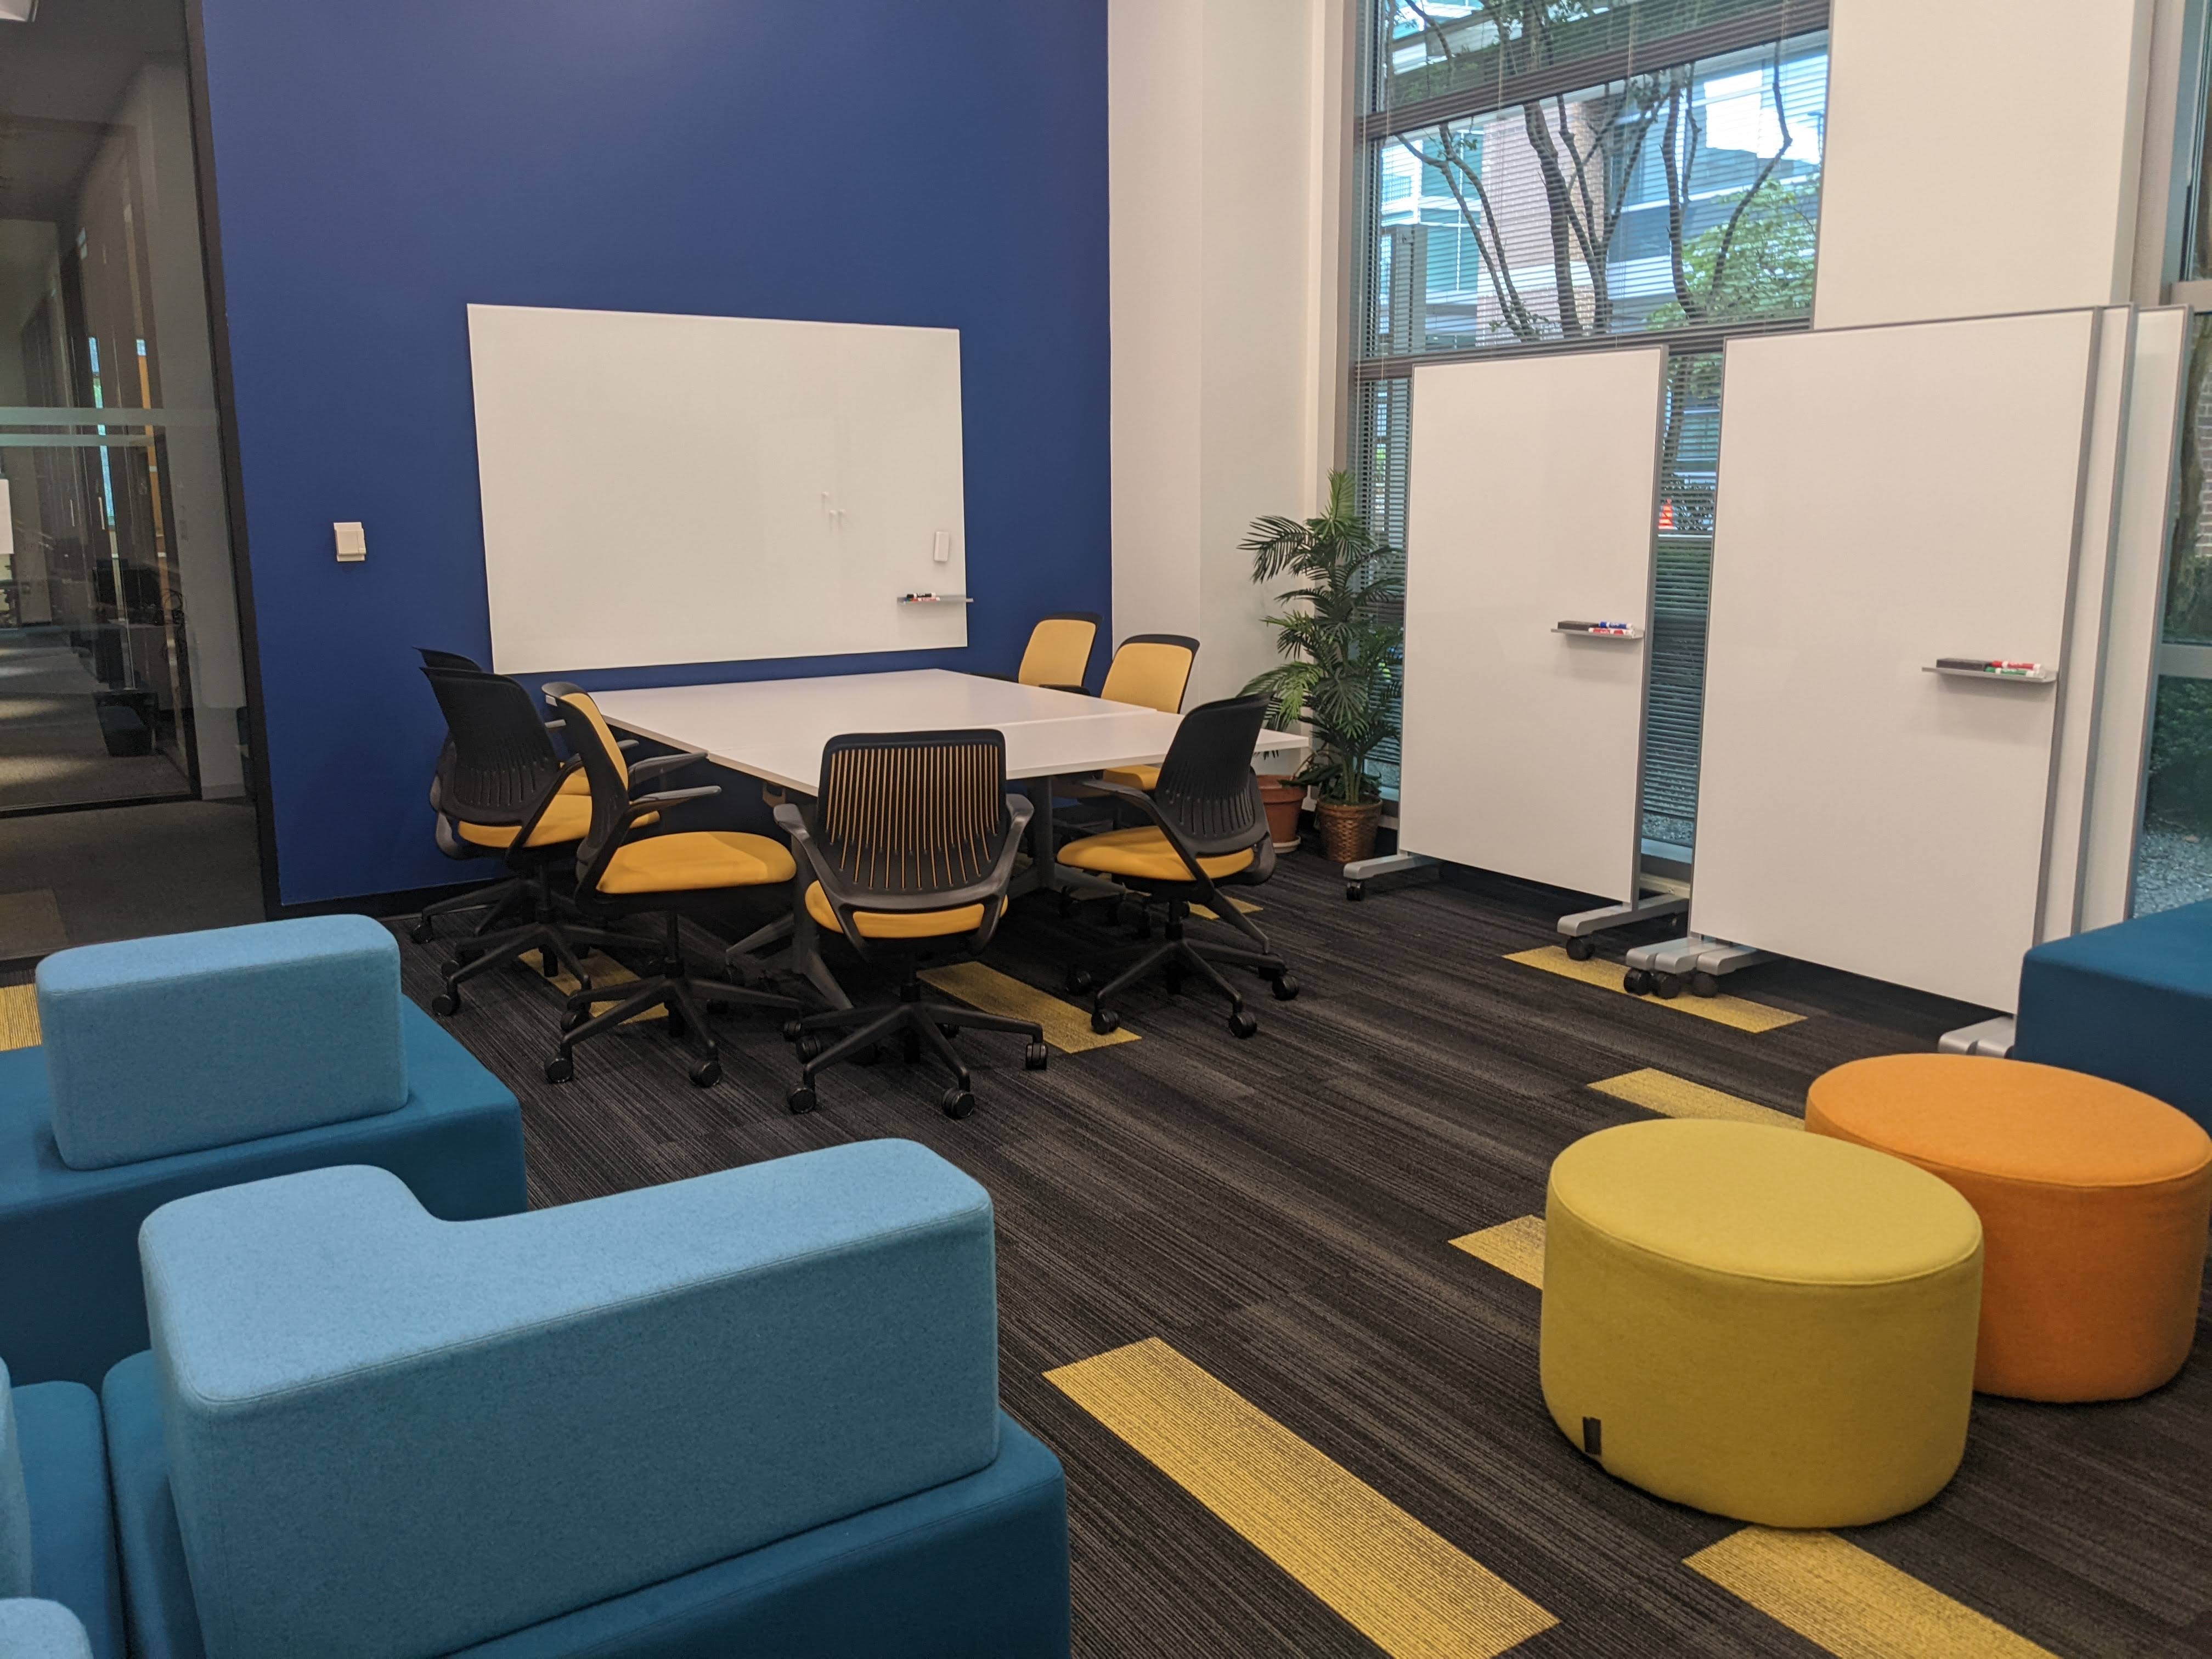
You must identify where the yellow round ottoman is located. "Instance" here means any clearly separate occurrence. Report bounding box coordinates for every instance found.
[1808,1054,2212,1402]
[1541,1119,1983,1528]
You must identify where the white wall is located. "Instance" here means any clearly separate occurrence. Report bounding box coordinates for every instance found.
[1814,0,2157,329]
[1109,0,1348,708]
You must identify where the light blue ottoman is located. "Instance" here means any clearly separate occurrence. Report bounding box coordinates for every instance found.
[2016,898,2212,1134]
[112,1141,1068,1659]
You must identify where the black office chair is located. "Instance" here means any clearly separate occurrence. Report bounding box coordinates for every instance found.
[777,730,1046,1119]
[413,647,504,943]
[1054,696,1297,1038]
[545,689,803,1088]
[417,667,643,1012]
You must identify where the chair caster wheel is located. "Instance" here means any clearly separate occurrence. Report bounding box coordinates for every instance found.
[1690,971,1719,998]
[940,1086,977,1120]
[1270,975,1300,1001]
[1345,882,1365,901]
[688,1059,721,1088]
[1228,1009,1259,1039]
[431,990,461,1017]
[787,1084,818,1115]
[794,1035,822,1062]
[1024,1041,1049,1071]
[1065,966,1094,994]
[781,1019,805,1042]
[1565,936,1595,961]
[1653,972,1684,999]
[409,918,435,945]
[1091,1008,1120,1035]
[543,1056,573,1085]
[1623,969,1652,995]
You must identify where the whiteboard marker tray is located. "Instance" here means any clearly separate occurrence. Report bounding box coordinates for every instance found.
[1555,622,1644,640]
[1924,664,2057,684]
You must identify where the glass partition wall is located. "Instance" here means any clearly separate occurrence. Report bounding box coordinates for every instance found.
[0,0,263,958]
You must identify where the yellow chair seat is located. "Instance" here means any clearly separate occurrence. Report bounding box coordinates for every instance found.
[1542,1119,1983,1528]
[597,831,795,895]
[558,770,590,795]
[1056,826,1252,883]
[1099,764,1160,791]
[457,793,594,850]
[805,882,1003,940]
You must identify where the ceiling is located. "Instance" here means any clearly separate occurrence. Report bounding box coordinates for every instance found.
[0,0,189,223]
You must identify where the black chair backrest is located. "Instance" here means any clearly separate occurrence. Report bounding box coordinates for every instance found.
[816,730,1009,898]
[422,667,568,827]
[549,690,637,879]
[1152,696,1269,859]
[416,647,482,672]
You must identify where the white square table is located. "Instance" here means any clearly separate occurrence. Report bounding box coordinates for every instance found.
[588,669,1306,1004]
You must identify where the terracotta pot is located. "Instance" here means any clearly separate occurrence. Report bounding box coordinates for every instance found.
[1258,778,1306,851]
[1314,800,1382,866]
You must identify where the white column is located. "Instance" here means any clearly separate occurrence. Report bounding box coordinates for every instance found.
[1110,0,1349,706]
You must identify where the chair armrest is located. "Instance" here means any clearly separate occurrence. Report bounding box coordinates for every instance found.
[628,750,703,782]
[625,786,720,819]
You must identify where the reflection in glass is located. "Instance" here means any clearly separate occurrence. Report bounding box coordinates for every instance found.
[2136,318,2212,913]
[2,23,247,816]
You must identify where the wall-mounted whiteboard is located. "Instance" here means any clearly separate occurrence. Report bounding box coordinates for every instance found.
[469,304,967,674]
[1398,348,1667,902]
[1692,311,2100,1012]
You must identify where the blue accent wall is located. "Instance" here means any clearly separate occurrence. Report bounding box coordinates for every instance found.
[195,1,1109,905]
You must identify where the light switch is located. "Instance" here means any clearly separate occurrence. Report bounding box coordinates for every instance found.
[932,528,951,565]
[334,522,366,563]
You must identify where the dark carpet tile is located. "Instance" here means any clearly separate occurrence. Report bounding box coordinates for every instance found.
[394,854,2211,1659]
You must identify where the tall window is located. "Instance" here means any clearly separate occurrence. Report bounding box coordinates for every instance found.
[1352,1,1832,841]
[2138,317,2212,913]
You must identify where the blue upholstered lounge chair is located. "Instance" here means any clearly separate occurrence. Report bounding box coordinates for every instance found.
[0,917,526,1387]
[104,1140,1070,1658]
[3,1358,121,1658]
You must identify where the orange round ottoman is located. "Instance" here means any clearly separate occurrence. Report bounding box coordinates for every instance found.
[1807,1055,2211,1401]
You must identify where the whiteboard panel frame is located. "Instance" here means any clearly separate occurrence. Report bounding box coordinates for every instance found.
[469,303,968,675]
[1690,309,2102,1012]
[1398,347,1668,904]
[2082,305,2191,927]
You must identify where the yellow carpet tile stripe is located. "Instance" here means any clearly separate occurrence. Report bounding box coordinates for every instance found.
[1505,947,1804,1034]
[1590,1069,1801,1130]
[0,984,39,1052]
[918,961,1137,1053]
[517,950,665,1024]
[1449,1216,1546,1288]
[1688,1529,2059,1659]
[1047,1338,1556,1659]
[1190,897,1262,921]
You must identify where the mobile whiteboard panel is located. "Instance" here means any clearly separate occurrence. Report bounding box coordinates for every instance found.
[1690,310,2099,1012]
[469,304,967,674]
[2041,306,2134,943]
[2081,306,2190,928]
[1398,348,1667,902]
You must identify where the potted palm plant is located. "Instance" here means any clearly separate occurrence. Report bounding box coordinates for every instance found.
[1240,472,1404,866]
